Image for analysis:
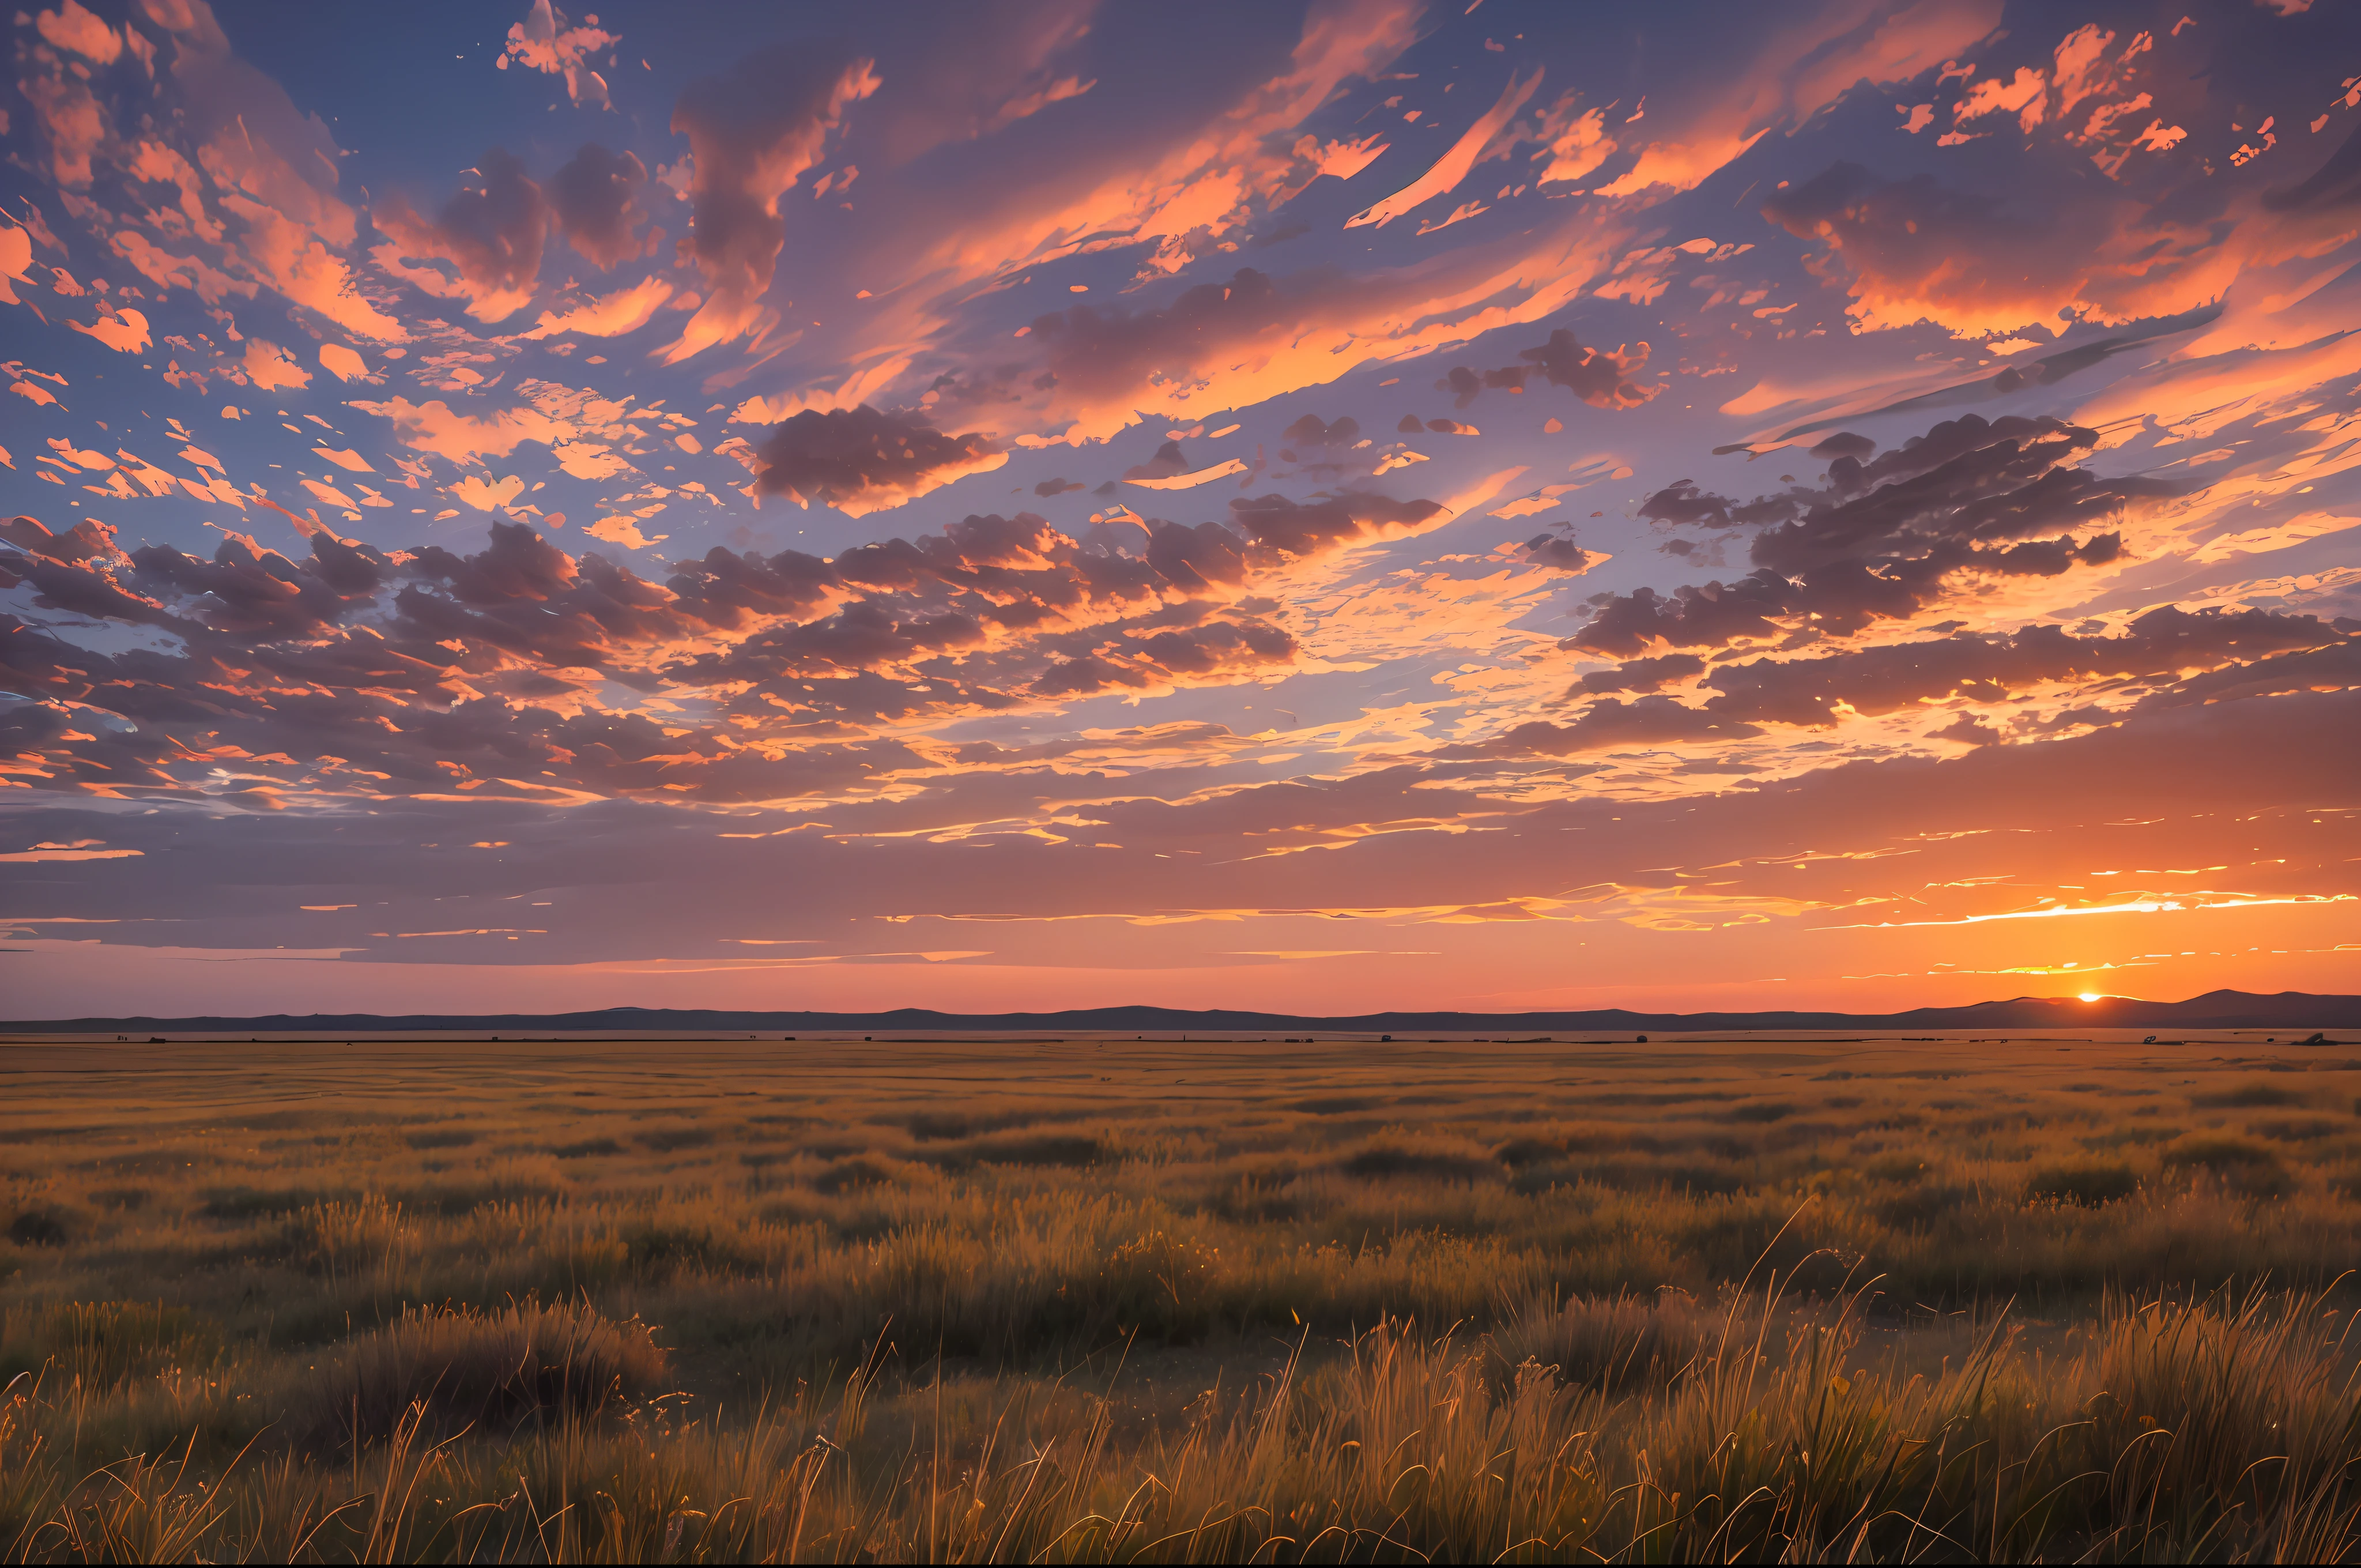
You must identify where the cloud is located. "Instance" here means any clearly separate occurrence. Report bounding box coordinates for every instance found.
[126,528,391,637]
[751,404,1006,517]
[349,395,572,463]
[661,544,844,629]
[19,51,107,187]
[1125,458,1249,491]
[1575,414,2170,655]
[994,252,1624,439]
[2,514,123,565]
[1346,67,1545,229]
[1745,307,2221,448]
[2261,118,2361,214]
[1517,329,1658,408]
[553,441,632,481]
[859,0,1098,165]
[1762,160,2237,337]
[870,0,1419,299]
[583,516,662,549]
[520,276,675,340]
[1492,695,1764,756]
[1437,329,1659,413]
[548,142,651,267]
[69,307,150,353]
[1502,600,2354,779]
[448,474,527,512]
[36,1,122,65]
[4,457,1473,818]
[228,198,411,340]
[1588,0,2002,199]
[1570,653,1707,696]
[1278,413,1361,454]
[1488,606,2353,778]
[663,46,881,363]
[402,519,580,605]
[241,338,312,391]
[371,148,550,323]
[318,343,372,382]
[1744,414,2170,575]
[1699,606,2352,726]
[1035,618,1297,696]
[92,0,413,341]
[1517,532,1606,574]
[1225,491,1446,562]
[500,0,617,110]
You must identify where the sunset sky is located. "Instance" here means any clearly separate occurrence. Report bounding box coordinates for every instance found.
[3,0,2358,1020]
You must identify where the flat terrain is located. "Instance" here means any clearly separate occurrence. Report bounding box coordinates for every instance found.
[5,1027,2360,1562]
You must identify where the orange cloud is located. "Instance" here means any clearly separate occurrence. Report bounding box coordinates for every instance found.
[69,307,150,353]
[240,338,311,391]
[1346,67,1545,229]
[521,276,675,340]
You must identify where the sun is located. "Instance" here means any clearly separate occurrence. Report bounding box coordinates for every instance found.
[2079,992,2102,1002]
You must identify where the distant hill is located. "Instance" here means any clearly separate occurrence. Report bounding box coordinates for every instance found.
[7,989,2356,1035]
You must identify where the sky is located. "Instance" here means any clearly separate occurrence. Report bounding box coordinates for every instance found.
[3,0,2359,1020]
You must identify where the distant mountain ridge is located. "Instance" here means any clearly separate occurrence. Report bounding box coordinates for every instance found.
[7,989,2356,1034]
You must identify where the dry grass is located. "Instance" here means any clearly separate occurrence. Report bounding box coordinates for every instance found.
[2,1024,2360,1561]
[306,1300,667,1448]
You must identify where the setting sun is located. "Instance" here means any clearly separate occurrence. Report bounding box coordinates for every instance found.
[2079,992,2103,1002]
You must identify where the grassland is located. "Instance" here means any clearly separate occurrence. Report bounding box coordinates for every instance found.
[5,1024,2361,1562]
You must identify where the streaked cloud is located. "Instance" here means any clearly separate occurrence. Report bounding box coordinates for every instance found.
[4,0,2359,1017]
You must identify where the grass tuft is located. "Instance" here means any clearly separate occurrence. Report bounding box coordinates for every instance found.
[307,1301,666,1448]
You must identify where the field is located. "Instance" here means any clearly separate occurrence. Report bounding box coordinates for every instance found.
[6,1024,2361,1562]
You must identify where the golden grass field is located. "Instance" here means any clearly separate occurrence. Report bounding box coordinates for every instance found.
[5,1024,2361,1562]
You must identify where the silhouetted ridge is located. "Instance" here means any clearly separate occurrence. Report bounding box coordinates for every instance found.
[8,990,2356,1034]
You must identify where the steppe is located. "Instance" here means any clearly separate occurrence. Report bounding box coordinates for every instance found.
[5,1024,2360,1562]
